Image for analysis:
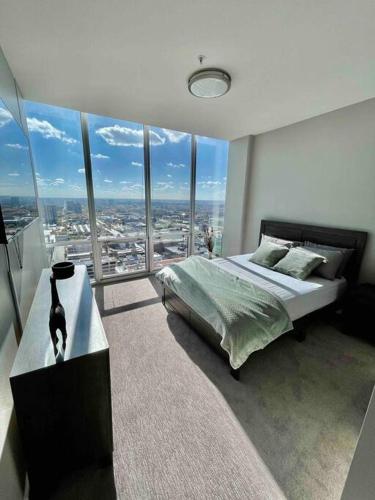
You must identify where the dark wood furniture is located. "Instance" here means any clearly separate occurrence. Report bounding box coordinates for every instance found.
[162,220,368,380]
[10,265,113,499]
[342,283,375,340]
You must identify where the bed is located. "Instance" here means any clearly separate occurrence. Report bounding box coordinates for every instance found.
[210,254,348,322]
[158,220,367,379]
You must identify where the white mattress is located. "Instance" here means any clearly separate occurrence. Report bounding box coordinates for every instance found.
[212,254,347,321]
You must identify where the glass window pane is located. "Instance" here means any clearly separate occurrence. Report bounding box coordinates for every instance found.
[149,127,191,269]
[87,114,146,276]
[194,136,229,257]
[25,101,93,274]
[0,99,38,240]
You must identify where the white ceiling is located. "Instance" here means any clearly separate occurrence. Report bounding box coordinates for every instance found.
[0,0,374,140]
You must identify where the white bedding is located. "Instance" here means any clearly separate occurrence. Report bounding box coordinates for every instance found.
[212,254,347,321]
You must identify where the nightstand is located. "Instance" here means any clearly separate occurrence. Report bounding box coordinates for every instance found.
[342,284,375,340]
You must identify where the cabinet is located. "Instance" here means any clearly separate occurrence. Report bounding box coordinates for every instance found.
[10,265,113,498]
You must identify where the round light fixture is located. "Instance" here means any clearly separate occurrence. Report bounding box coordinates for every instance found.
[188,69,231,98]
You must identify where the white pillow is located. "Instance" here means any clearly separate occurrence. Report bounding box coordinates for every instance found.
[261,234,295,248]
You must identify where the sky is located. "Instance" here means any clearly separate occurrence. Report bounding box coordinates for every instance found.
[19,101,229,201]
[0,99,36,198]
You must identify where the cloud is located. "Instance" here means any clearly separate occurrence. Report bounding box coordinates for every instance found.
[8,172,20,177]
[96,125,143,147]
[121,182,143,192]
[198,180,221,189]
[96,124,165,148]
[104,178,112,183]
[36,177,48,186]
[167,162,186,169]
[69,184,83,192]
[167,174,172,178]
[27,117,78,144]
[0,108,12,128]
[35,173,84,193]
[6,143,28,150]
[161,129,189,144]
[149,130,166,146]
[131,161,143,167]
[94,124,191,148]
[91,153,109,159]
[47,177,65,186]
[155,181,174,191]
[78,168,85,174]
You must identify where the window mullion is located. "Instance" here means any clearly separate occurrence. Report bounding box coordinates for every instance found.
[80,112,102,282]
[143,125,153,272]
[189,134,197,256]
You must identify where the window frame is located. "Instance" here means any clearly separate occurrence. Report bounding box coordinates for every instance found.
[26,102,228,283]
[80,117,228,282]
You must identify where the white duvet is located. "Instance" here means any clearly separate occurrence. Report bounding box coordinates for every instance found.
[212,254,347,321]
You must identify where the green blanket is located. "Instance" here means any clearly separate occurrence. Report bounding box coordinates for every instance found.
[156,256,292,369]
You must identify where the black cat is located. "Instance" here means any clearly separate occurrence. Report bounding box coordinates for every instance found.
[49,276,67,357]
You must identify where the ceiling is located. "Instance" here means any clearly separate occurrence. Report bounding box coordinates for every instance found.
[0,0,374,140]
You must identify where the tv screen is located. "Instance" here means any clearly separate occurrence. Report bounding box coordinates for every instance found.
[0,98,38,243]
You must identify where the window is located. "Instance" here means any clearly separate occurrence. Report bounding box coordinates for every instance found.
[194,136,229,256]
[25,100,229,281]
[25,101,93,275]
[0,99,38,240]
[87,114,146,277]
[149,127,192,269]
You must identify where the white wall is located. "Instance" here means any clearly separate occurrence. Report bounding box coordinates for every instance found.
[0,47,22,129]
[226,99,375,498]
[242,98,375,282]
[0,46,47,500]
[222,135,254,256]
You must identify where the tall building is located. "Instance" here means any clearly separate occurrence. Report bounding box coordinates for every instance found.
[9,196,20,206]
[44,204,57,225]
[64,200,82,214]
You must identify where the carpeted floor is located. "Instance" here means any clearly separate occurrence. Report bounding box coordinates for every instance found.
[91,276,374,500]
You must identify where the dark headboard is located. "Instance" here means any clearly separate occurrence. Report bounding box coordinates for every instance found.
[259,220,367,285]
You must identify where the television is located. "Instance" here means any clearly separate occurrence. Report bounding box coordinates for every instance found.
[0,98,38,243]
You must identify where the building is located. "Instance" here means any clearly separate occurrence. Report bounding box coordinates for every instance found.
[64,200,82,214]
[43,204,57,225]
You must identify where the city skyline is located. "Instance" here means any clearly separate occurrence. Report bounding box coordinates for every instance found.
[40,194,226,277]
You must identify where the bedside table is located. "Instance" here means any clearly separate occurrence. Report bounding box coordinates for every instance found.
[342,284,375,340]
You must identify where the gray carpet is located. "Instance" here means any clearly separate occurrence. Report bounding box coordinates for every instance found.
[93,277,375,500]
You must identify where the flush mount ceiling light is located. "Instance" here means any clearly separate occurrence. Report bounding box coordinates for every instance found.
[188,69,231,98]
[188,56,231,98]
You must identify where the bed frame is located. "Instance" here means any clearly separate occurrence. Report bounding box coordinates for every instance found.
[162,220,368,380]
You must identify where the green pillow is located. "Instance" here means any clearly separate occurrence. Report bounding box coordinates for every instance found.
[249,241,289,268]
[273,247,326,280]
